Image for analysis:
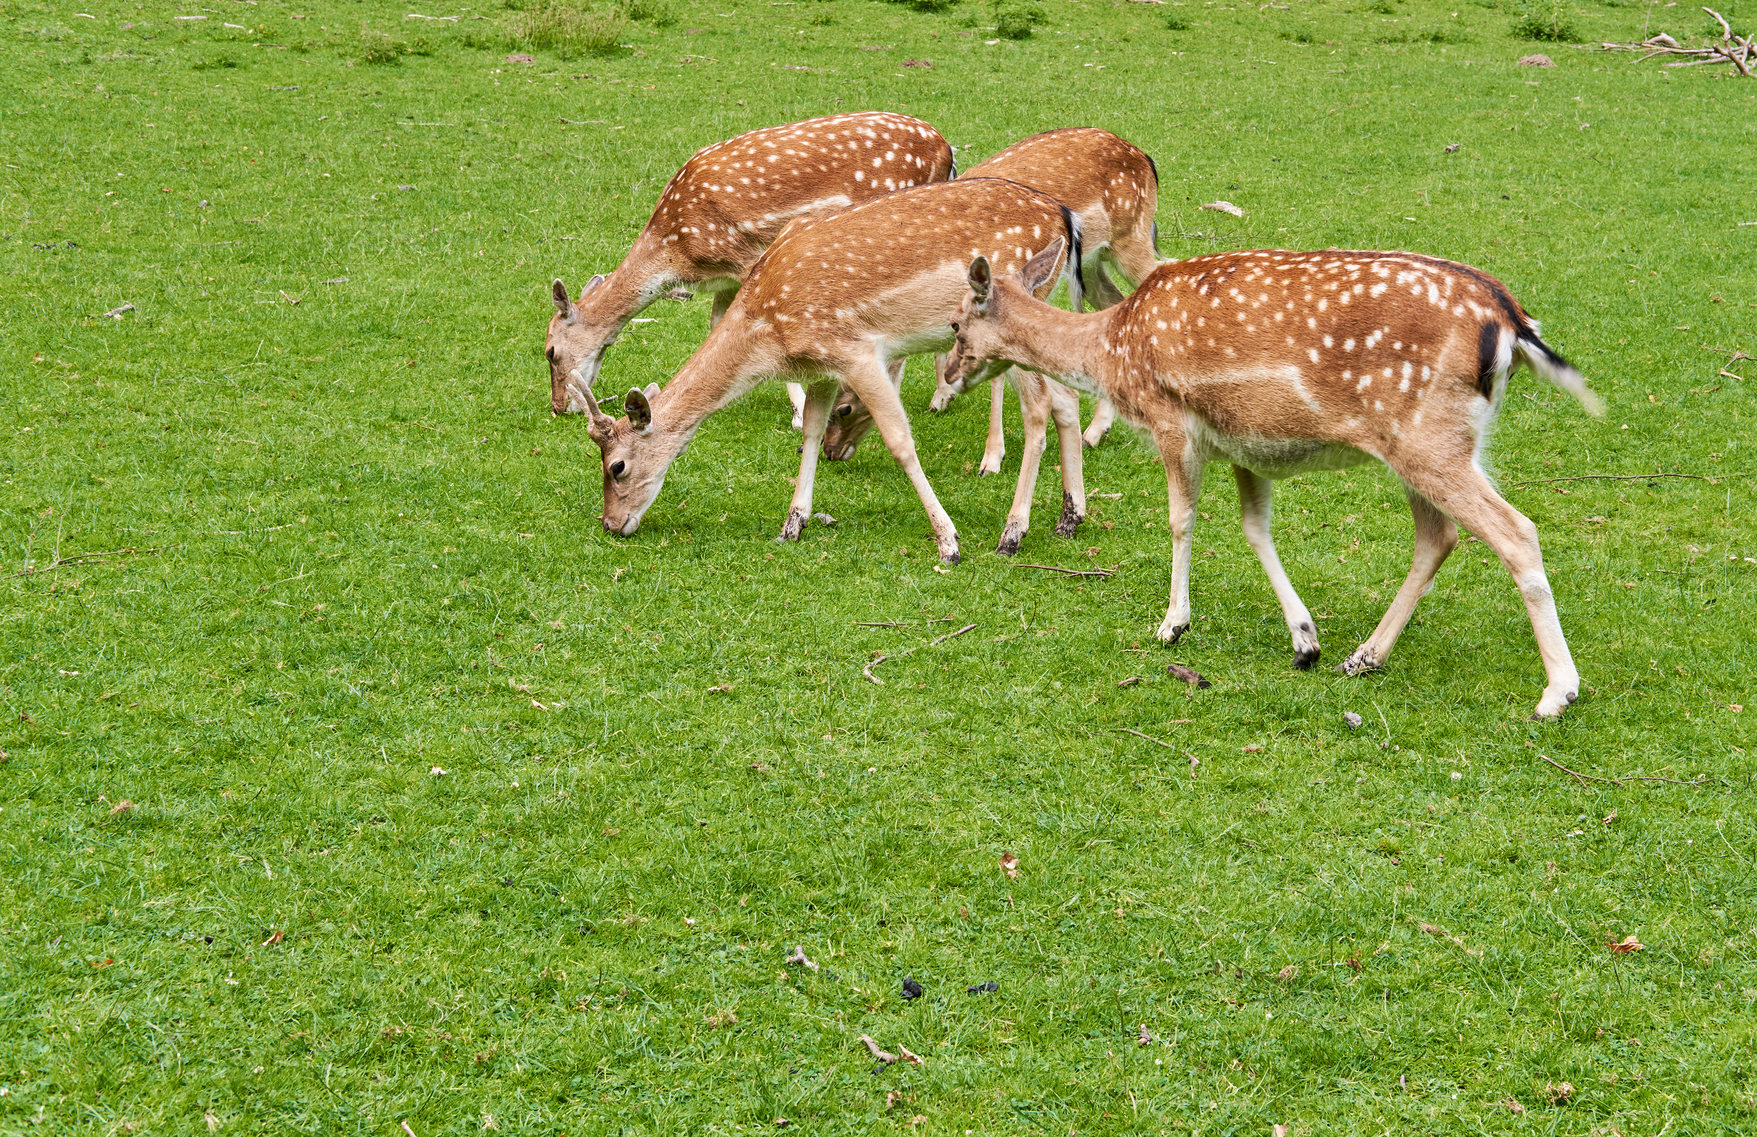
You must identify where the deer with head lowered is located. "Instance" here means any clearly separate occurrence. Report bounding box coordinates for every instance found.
[821,127,1160,467]
[942,242,1604,719]
[546,111,954,422]
[579,177,1091,564]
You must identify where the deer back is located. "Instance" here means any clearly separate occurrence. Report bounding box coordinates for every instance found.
[642,112,956,279]
[964,128,1157,251]
[1099,250,1538,441]
[732,177,1080,362]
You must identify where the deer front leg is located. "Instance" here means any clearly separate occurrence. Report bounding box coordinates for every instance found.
[844,352,960,565]
[928,354,958,413]
[978,365,1008,476]
[996,370,1051,555]
[1155,429,1203,644]
[1341,487,1457,677]
[779,381,836,542]
[1233,466,1320,668]
[1046,379,1086,538]
[1081,396,1117,449]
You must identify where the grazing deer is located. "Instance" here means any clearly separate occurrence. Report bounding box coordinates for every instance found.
[576,178,1089,564]
[942,242,1603,719]
[821,127,1160,466]
[545,111,955,423]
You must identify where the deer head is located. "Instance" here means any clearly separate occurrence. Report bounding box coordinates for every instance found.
[582,381,678,536]
[944,238,1066,392]
[545,276,615,414]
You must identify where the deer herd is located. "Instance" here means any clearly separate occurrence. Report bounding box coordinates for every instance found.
[545,112,1604,720]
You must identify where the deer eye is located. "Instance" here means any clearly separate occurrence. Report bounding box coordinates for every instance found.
[609,460,626,479]
[836,405,853,419]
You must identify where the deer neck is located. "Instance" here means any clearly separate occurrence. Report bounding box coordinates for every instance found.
[649,314,779,453]
[998,295,1110,393]
[579,235,679,333]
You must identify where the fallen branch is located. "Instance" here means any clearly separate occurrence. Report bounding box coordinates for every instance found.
[1601,9,1754,77]
[1507,471,1751,487]
[99,302,134,319]
[1118,727,1178,749]
[1009,563,1115,578]
[2,544,174,581]
[1540,753,1716,787]
[862,622,978,685]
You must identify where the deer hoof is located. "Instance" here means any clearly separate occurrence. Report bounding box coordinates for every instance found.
[1054,495,1084,538]
[976,457,1002,476]
[1338,648,1381,676]
[996,524,1024,556]
[777,511,807,542]
[1293,647,1321,670]
[1156,620,1190,645]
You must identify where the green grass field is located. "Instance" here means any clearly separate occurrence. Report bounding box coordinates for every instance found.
[4,0,1756,1132]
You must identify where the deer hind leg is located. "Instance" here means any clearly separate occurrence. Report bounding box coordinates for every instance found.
[1154,430,1204,644]
[978,364,1008,476]
[844,351,961,565]
[779,380,837,542]
[1401,463,1580,719]
[1340,487,1457,677]
[1233,466,1321,668]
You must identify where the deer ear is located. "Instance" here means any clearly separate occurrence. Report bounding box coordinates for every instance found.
[553,279,574,319]
[968,256,993,313]
[625,386,654,432]
[584,273,606,293]
[642,382,661,403]
[1021,237,1066,296]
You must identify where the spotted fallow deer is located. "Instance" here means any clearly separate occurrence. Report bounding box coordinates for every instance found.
[545,111,955,422]
[942,242,1604,719]
[576,178,1089,564]
[820,127,1160,466]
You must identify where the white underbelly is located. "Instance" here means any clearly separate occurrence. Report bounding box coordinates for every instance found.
[1189,417,1372,479]
[880,326,955,360]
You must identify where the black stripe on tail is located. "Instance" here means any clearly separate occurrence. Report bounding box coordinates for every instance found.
[1060,202,1085,304]
[1475,324,1500,399]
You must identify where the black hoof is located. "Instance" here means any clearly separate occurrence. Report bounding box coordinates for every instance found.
[1293,648,1320,671]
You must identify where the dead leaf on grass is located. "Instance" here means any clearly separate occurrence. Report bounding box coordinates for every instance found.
[1000,851,1019,879]
[703,1009,737,1028]
[1277,964,1298,983]
[1501,1098,1526,1115]
[109,799,135,815]
[1201,200,1244,217]
[1544,1080,1574,1104]
[261,929,284,946]
[785,945,819,971]
[1606,934,1643,954]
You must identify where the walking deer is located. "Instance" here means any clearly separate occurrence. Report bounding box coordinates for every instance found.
[545,112,955,422]
[821,127,1160,466]
[942,242,1603,719]
[576,178,1089,564]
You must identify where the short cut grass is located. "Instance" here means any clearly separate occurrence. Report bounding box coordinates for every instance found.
[2,0,1754,1134]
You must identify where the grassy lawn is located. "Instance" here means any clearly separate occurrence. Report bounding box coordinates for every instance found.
[4,0,1756,1132]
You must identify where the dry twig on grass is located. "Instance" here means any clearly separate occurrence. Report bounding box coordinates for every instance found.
[862,623,978,684]
[1601,8,1754,77]
[1508,470,1752,487]
[1009,563,1115,578]
[3,544,175,581]
[1540,753,1717,787]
